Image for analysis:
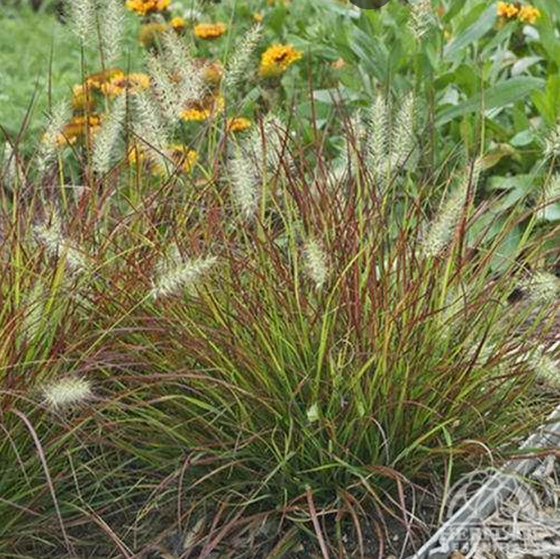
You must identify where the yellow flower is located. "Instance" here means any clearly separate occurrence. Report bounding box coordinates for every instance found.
[497,2,541,24]
[50,114,102,147]
[128,144,196,175]
[180,95,225,121]
[167,145,197,174]
[227,117,251,133]
[194,22,227,39]
[201,61,223,87]
[253,12,264,23]
[86,69,125,90]
[127,144,146,167]
[259,44,302,79]
[101,73,151,96]
[497,1,519,18]
[125,0,170,16]
[71,84,95,111]
[170,16,186,31]
[518,5,540,23]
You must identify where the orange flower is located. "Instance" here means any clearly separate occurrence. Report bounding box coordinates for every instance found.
[202,61,223,86]
[227,117,251,133]
[496,2,540,24]
[154,145,197,175]
[50,114,102,147]
[170,16,186,31]
[125,0,170,16]
[518,5,540,23]
[101,73,151,96]
[180,95,225,122]
[497,1,519,18]
[259,44,302,78]
[71,84,95,111]
[194,22,227,39]
[127,144,146,167]
[86,69,125,90]
[130,144,197,175]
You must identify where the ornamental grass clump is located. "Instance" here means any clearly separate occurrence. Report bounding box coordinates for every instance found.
[98,113,557,551]
[0,196,107,554]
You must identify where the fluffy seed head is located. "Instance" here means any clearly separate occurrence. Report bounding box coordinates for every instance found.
[224,23,262,90]
[146,52,180,123]
[21,280,47,343]
[247,115,287,174]
[422,159,481,257]
[338,113,366,174]
[438,286,467,331]
[133,91,170,170]
[34,211,90,275]
[42,377,93,410]
[366,93,389,180]
[543,121,560,161]
[2,141,20,188]
[99,0,126,63]
[183,7,202,21]
[37,103,70,172]
[528,346,559,388]
[521,271,559,305]
[230,147,260,219]
[161,31,204,107]
[390,92,415,170]
[409,0,436,39]
[421,188,466,257]
[92,94,126,175]
[150,247,217,299]
[67,0,96,44]
[303,238,329,290]
[537,173,560,221]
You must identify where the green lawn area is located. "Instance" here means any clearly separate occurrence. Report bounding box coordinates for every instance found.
[0,5,143,139]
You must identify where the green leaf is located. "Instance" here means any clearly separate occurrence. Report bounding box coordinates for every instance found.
[510,130,535,147]
[486,174,533,192]
[436,77,544,125]
[490,226,522,272]
[444,5,497,59]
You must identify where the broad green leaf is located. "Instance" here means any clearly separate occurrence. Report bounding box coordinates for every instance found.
[436,77,544,125]
[444,5,497,59]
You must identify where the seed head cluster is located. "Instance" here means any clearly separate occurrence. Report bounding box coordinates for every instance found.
[42,377,93,410]
[150,246,217,299]
[521,271,559,305]
[528,346,559,388]
[34,211,90,275]
[303,239,329,290]
[422,159,482,257]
